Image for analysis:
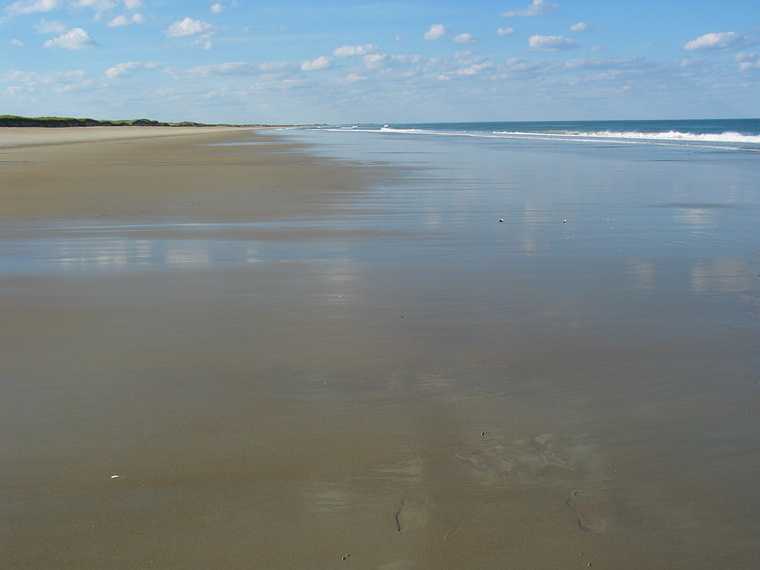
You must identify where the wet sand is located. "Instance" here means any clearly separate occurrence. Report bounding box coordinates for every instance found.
[2,129,760,569]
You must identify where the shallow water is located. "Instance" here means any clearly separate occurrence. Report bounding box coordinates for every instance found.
[2,130,760,569]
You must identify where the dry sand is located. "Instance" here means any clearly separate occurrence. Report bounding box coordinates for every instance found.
[0,127,381,222]
[0,126,246,149]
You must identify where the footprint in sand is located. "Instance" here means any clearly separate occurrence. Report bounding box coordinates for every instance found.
[455,433,581,486]
[455,432,615,533]
[394,497,429,533]
[566,489,611,534]
[455,449,515,485]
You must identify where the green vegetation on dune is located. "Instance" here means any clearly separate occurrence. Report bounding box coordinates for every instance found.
[0,115,252,128]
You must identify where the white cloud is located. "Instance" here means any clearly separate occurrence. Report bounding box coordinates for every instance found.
[455,62,491,77]
[107,12,142,26]
[4,69,99,95]
[182,62,294,92]
[164,18,215,49]
[345,72,366,83]
[529,34,577,51]
[570,21,588,32]
[563,57,647,71]
[197,34,213,50]
[166,17,212,37]
[363,53,386,69]
[503,0,557,18]
[35,18,65,33]
[5,0,58,15]
[501,57,546,75]
[210,2,223,14]
[107,14,127,26]
[435,53,494,81]
[301,56,330,71]
[424,24,446,41]
[71,0,116,15]
[44,27,93,49]
[257,61,291,72]
[684,31,739,51]
[454,33,474,44]
[188,62,259,76]
[679,57,700,68]
[105,61,158,78]
[497,27,514,36]
[123,0,141,8]
[390,53,422,65]
[333,44,375,57]
[10,38,24,46]
[737,52,760,71]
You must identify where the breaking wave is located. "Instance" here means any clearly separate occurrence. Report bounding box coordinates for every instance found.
[491,130,760,144]
[313,124,760,151]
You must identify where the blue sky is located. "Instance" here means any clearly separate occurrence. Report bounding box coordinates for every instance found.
[1,0,759,123]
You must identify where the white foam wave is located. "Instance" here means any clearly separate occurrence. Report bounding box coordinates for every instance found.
[492,130,760,144]
[311,126,760,152]
[320,126,430,134]
[379,126,427,134]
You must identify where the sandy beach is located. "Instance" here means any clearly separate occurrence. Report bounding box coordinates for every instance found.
[0,127,384,223]
[0,126,247,149]
[2,127,760,569]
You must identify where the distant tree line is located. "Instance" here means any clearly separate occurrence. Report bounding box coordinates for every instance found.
[0,115,258,128]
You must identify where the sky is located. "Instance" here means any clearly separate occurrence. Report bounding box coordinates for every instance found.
[1,0,759,123]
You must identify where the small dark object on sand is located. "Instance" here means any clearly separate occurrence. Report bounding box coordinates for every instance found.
[481,431,487,439]
[394,500,405,532]
[341,553,351,561]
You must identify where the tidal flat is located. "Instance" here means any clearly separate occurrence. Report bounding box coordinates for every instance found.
[1,127,760,569]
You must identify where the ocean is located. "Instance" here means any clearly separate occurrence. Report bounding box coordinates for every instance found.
[311,118,760,151]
